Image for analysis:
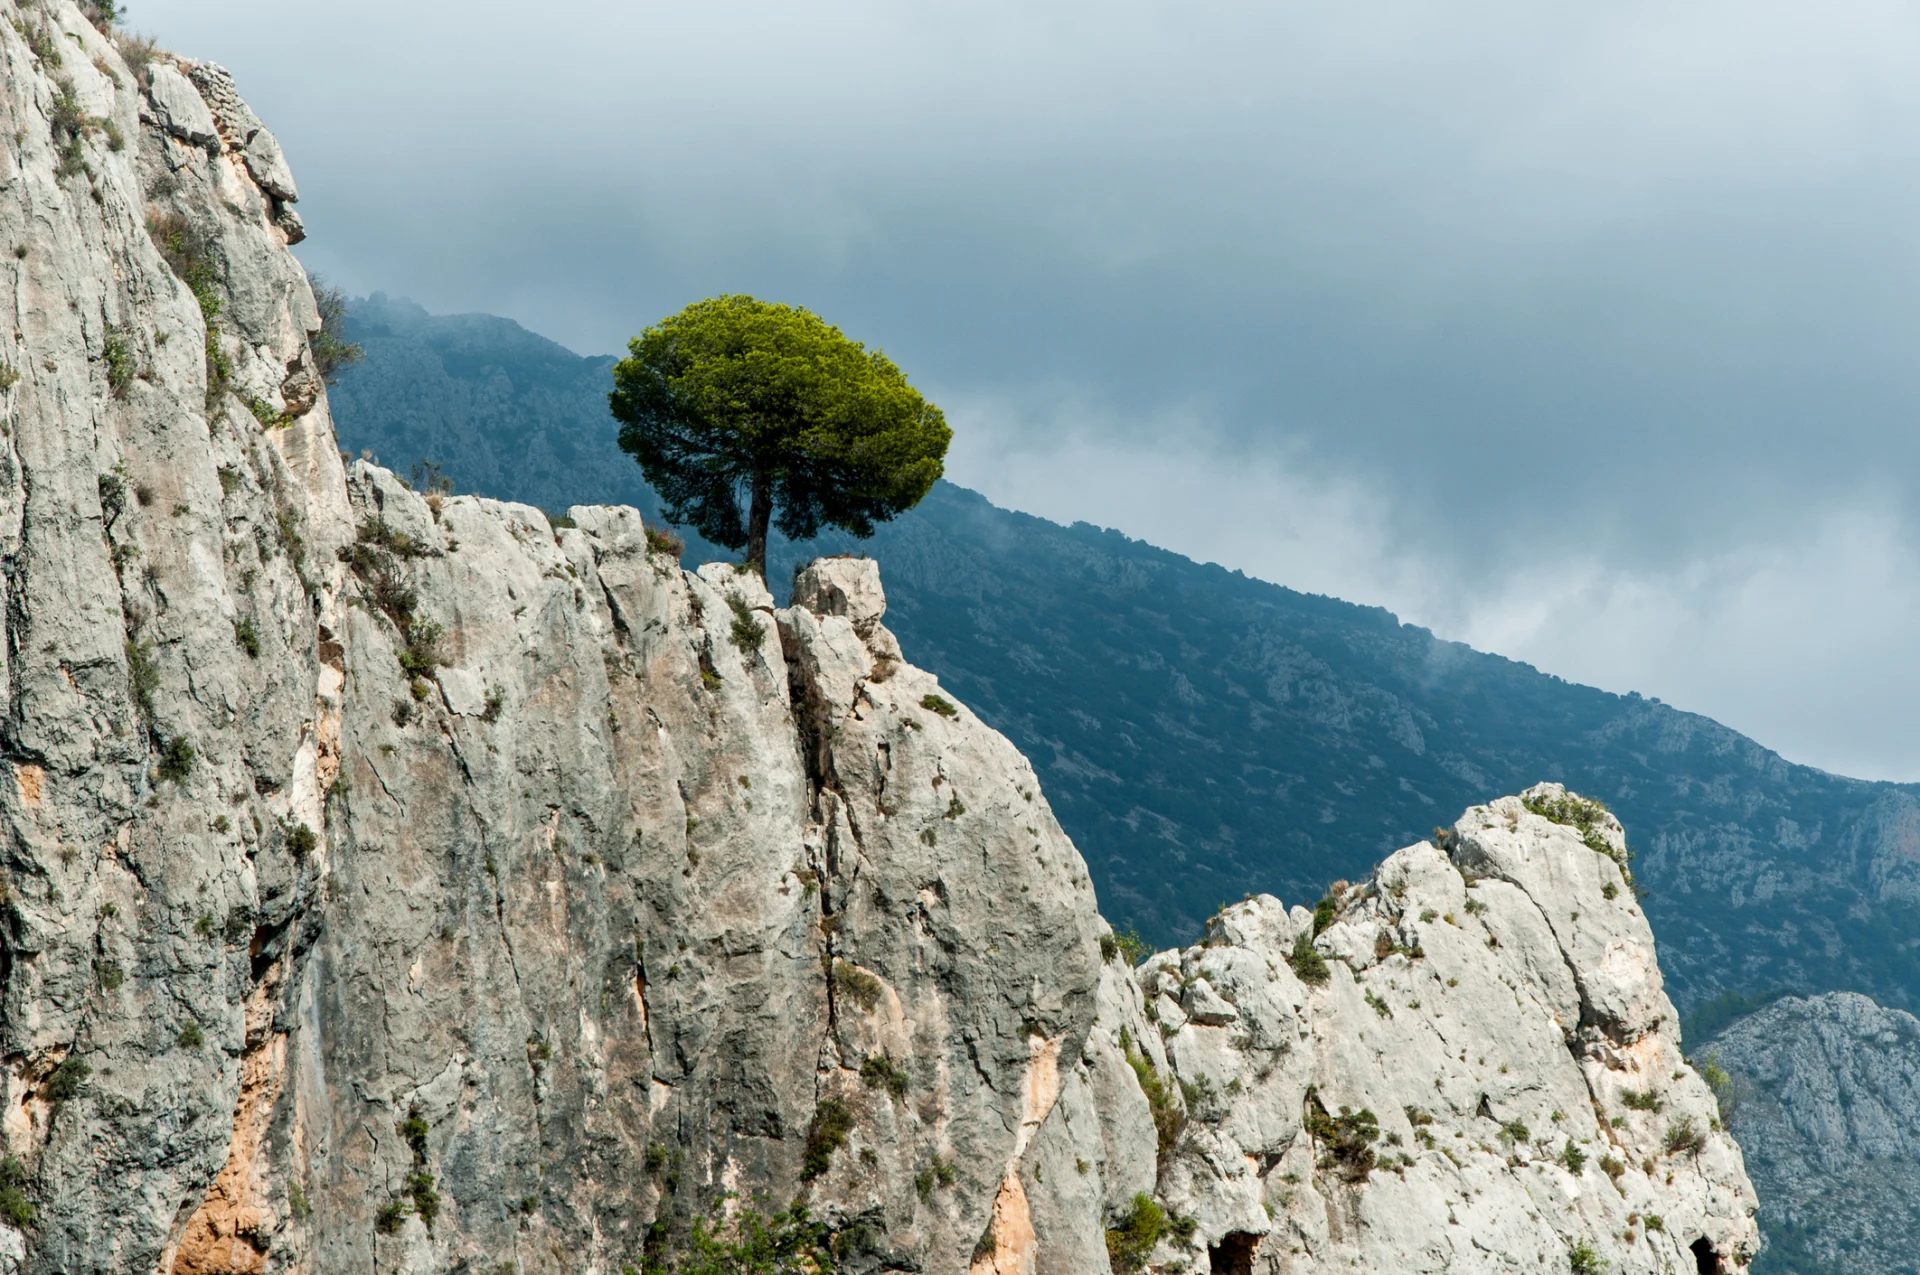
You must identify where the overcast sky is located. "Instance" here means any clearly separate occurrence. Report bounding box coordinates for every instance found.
[139,0,1920,780]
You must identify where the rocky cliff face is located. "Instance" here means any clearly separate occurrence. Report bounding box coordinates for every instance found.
[1033,786,1759,1275]
[0,7,1757,1274]
[1710,993,1920,1275]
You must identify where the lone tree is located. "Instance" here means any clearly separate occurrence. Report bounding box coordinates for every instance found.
[609,295,950,574]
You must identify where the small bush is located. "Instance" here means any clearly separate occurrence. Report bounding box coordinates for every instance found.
[410,460,454,496]
[406,1169,439,1228]
[245,396,292,429]
[644,522,684,558]
[920,694,957,718]
[1695,1051,1746,1117]
[1560,1140,1587,1173]
[0,1157,31,1228]
[1287,932,1329,987]
[1568,1239,1608,1274]
[18,19,61,66]
[1105,1193,1169,1274]
[1109,928,1151,965]
[49,79,98,180]
[398,620,443,679]
[671,1201,833,1275]
[45,1057,90,1103]
[833,961,882,1012]
[147,211,220,322]
[860,1053,909,1100]
[1121,1031,1185,1158]
[1311,893,1339,936]
[232,617,260,658]
[1305,1092,1379,1181]
[727,596,766,652]
[96,959,124,991]
[276,823,314,861]
[357,516,428,559]
[103,330,134,396]
[177,1020,204,1049]
[799,1096,853,1180]
[275,509,305,571]
[156,735,194,783]
[309,277,364,385]
[125,640,159,719]
[481,687,505,723]
[1621,1089,1663,1112]
[374,1198,409,1234]
[1663,1117,1706,1156]
[287,1180,310,1223]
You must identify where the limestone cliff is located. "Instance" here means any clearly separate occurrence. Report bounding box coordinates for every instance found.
[0,6,1757,1274]
[1710,993,1920,1275]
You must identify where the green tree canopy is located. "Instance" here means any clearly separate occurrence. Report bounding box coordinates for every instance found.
[609,295,950,573]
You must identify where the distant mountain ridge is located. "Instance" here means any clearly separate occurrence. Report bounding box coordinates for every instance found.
[331,295,1920,1015]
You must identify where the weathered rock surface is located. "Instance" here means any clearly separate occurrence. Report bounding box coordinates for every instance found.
[0,9,1758,1275]
[1711,993,1920,1275]
[1017,785,1760,1274]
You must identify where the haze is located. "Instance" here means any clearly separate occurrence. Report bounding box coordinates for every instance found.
[135,0,1920,779]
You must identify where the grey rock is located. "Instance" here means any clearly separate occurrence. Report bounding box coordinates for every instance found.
[1181,976,1238,1025]
[241,125,299,203]
[144,63,217,148]
[1712,992,1920,1275]
[1036,808,1761,1275]
[790,554,887,634]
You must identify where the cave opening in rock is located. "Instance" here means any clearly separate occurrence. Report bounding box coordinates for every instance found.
[1210,1231,1261,1275]
[1691,1237,1721,1275]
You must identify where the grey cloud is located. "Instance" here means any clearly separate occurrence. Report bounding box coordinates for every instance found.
[138,0,1920,773]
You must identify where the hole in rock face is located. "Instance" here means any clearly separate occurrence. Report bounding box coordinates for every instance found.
[1209,1232,1261,1275]
[1691,1238,1721,1275]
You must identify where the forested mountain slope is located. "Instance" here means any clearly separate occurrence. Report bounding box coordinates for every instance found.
[332,296,1920,1014]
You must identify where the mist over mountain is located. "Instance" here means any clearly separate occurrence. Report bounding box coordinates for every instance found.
[331,295,1920,1016]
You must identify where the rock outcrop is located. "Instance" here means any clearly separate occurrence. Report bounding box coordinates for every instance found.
[0,7,1758,1274]
[1711,992,1920,1275]
[1015,786,1759,1274]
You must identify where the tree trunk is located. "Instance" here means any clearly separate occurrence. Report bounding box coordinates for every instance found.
[746,468,772,577]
